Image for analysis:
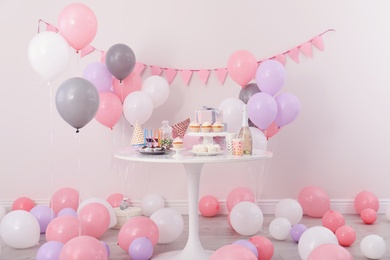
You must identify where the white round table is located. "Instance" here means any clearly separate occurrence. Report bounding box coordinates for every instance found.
[113,148,272,260]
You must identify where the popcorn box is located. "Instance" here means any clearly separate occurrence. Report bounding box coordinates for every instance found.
[195,108,223,124]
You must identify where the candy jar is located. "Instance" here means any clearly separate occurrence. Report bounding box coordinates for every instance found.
[160,120,172,149]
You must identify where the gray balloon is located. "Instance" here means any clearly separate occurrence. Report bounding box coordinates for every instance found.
[56,77,100,132]
[105,43,136,81]
[239,83,261,104]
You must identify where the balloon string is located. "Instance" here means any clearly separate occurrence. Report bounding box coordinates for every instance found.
[74,131,82,236]
[48,81,55,220]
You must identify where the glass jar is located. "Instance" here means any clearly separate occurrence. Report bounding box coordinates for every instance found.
[160,120,172,149]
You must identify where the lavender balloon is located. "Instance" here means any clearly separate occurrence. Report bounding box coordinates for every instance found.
[36,241,64,260]
[232,240,258,258]
[274,92,301,127]
[290,223,308,242]
[247,92,278,130]
[83,62,113,93]
[30,205,56,233]
[129,237,153,260]
[256,60,286,96]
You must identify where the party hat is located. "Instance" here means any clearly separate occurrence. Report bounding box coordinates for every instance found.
[131,121,145,146]
[172,118,190,138]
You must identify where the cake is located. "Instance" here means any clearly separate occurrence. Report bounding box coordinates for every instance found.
[189,121,200,132]
[172,137,184,149]
[201,121,212,132]
[212,121,223,132]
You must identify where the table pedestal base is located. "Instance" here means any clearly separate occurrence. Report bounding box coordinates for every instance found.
[152,249,213,260]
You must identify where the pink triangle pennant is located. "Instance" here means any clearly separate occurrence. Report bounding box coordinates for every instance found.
[197,69,211,84]
[288,47,300,63]
[215,68,228,85]
[80,45,95,58]
[311,35,324,51]
[273,54,286,66]
[46,24,58,32]
[165,68,177,84]
[299,42,313,57]
[180,70,193,85]
[133,63,146,75]
[151,66,163,76]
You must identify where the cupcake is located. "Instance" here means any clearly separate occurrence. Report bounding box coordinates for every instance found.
[201,121,212,132]
[189,121,200,132]
[212,121,223,132]
[172,137,184,149]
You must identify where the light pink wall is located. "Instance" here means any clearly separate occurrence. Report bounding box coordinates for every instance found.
[1,1,390,206]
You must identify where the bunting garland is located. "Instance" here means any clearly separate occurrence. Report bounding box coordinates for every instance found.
[37,19,334,86]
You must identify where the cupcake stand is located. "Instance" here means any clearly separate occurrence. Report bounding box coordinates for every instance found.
[113,141,272,260]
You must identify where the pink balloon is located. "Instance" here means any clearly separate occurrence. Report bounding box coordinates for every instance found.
[226,187,255,212]
[263,121,279,139]
[249,235,274,260]
[307,243,353,260]
[50,187,79,214]
[360,208,377,224]
[247,93,278,130]
[354,190,379,214]
[78,202,110,238]
[274,92,301,128]
[46,216,84,244]
[227,50,258,87]
[95,93,123,129]
[113,72,142,103]
[298,186,330,218]
[117,216,159,251]
[12,197,35,211]
[199,195,220,217]
[322,210,345,233]
[59,236,108,260]
[256,60,286,96]
[106,193,124,208]
[335,226,356,246]
[83,62,113,93]
[58,3,97,51]
[211,244,257,260]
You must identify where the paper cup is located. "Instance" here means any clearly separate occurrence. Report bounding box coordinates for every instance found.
[232,138,243,156]
[226,133,237,155]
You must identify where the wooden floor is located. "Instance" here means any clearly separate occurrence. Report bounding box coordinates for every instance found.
[1,214,390,259]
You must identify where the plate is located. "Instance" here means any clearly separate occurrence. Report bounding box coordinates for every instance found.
[138,149,166,155]
[190,151,224,156]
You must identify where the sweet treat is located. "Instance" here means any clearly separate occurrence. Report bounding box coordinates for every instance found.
[201,121,212,132]
[189,121,200,132]
[208,144,221,153]
[172,137,184,149]
[212,121,223,132]
[192,144,221,153]
[192,144,207,153]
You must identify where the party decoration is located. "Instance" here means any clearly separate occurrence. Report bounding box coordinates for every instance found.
[335,225,356,246]
[290,223,308,243]
[0,210,40,249]
[106,43,136,81]
[247,92,278,130]
[360,208,377,224]
[307,243,353,260]
[210,244,257,260]
[198,195,220,217]
[226,187,255,212]
[274,92,301,128]
[129,237,154,260]
[130,121,146,146]
[50,187,79,214]
[298,186,330,218]
[28,31,70,81]
[36,241,64,260]
[274,198,303,226]
[256,60,286,96]
[29,205,56,233]
[232,240,258,258]
[77,197,117,228]
[218,98,245,133]
[227,50,258,87]
[141,194,165,217]
[263,121,280,139]
[46,216,83,244]
[269,217,292,241]
[59,236,108,260]
[106,193,124,208]
[249,127,267,151]
[82,62,113,93]
[95,92,122,129]
[57,208,77,218]
[150,208,184,244]
[298,226,338,260]
[239,83,261,104]
[123,91,154,126]
[57,3,98,51]
[360,235,386,260]
[142,75,170,108]
[230,201,263,236]
[55,77,100,133]
[172,118,190,139]
[11,197,35,211]
[354,190,379,214]
[113,72,142,103]
[78,202,110,238]
[249,235,274,260]
[321,210,345,233]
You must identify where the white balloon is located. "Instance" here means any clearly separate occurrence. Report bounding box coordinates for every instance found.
[0,210,40,248]
[77,197,117,228]
[28,31,70,81]
[142,76,170,108]
[249,127,267,151]
[141,194,165,217]
[218,98,245,133]
[0,205,6,221]
[274,198,303,225]
[360,235,386,259]
[269,217,291,240]
[150,208,184,244]
[123,91,154,125]
[230,201,263,236]
[298,226,338,260]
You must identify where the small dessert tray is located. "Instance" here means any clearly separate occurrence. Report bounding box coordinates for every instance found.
[171,148,186,159]
[138,147,166,155]
[189,151,224,156]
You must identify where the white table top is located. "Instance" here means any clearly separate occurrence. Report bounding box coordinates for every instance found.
[113,147,273,164]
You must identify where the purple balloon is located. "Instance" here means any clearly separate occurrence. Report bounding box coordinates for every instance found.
[290,223,307,242]
[36,241,64,260]
[274,92,301,127]
[57,207,77,217]
[247,92,278,130]
[232,240,258,258]
[83,62,113,93]
[128,237,153,260]
[256,60,286,96]
[101,241,111,258]
[30,205,56,233]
